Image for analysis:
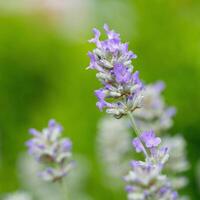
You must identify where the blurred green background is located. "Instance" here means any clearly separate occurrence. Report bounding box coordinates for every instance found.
[0,0,200,199]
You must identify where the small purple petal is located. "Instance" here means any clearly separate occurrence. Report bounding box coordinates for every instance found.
[166,107,176,117]
[89,28,101,46]
[125,185,134,193]
[132,138,144,153]
[103,24,120,40]
[96,100,107,111]
[154,81,165,92]
[141,130,161,148]
[130,160,140,168]
[62,139,72,151]
[48,119,56,127]
[114,63,132,84]
[25,140,34,148]
[132,71,140,84]
[95,89,106,100]
[29,128,40,136]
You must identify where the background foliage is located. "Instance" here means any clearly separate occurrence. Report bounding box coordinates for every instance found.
[0,0,200,199]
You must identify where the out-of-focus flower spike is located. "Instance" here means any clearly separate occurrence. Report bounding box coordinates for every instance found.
[26,119,74,182]
[133,81,176,133]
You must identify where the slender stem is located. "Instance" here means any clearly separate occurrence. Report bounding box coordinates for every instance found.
[127,112,140,137]
[127,111,149,158]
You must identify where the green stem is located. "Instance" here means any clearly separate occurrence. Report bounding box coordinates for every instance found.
[127,111,149,158]
[127,112,140,137]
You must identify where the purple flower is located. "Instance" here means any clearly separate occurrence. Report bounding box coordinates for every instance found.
[87,24,143,118]
[172,191,178,200]
[132,138,144,153]
[88,52,101,70]
[26,119,74,182]
[130,160,144,168]
[125,131,178,200]
[104,24,120,41]
[29,128,40,136]
[113,63,132,84]
[132,71,140,85]
[89,28,101,46]
[154,81,165,93]
[95,89,106,100]
[159,187,178,200]
[95,89,108,111]
[166,107,176,118]
[141,130,161,148]
[61,139,72,151]
[125,185,134,193]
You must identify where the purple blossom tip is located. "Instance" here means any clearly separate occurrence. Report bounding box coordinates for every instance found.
[62,139,72,151]
[172,191,178,200]
[96,101,107,111]
[166,107,176,117]
[103,24,120,40]
[125,185,134,193]
[160,146,169,154]
[46,167,54,174]
[29,128,39,136]
[132,71,140,84]
[132,138,144,153]
[89,28,101,44]
[130,160,140,168]
[103,24,109,32]
[95,89,108,111]
[93,28,100,37]
[25,140,33,148]
[141,130,161,148]
[154,81,166,92]
[95,89,106,100]
[48,119,56,127]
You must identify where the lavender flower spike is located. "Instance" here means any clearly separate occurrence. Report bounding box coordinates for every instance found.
[125,131,178,200]
[26,119,74,182]
[87,24,143,118]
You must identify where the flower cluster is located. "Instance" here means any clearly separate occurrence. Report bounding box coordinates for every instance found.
[26,119,74,182]
[87,24,143,118]
[87,25,182,200]
[133,81,176,134]
[125,130,178,200]
[96,82,189,198]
